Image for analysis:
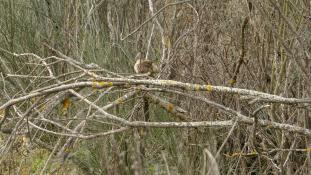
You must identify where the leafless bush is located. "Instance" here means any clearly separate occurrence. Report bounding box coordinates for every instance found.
[0,0,310,174]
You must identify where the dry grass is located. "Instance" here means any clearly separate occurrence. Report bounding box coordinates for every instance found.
[0,0,310,174]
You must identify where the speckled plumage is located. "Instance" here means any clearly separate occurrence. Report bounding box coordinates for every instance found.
[134,52,158,74]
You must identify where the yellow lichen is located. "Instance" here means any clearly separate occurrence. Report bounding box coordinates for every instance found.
[206,84,213,92]
[167,103,174,113]
[92,81,113,88]
[304,147,311,152]
[194,84,201,91]
[162,80,176,85]
[99,81,113,87]
[91,81,98,88]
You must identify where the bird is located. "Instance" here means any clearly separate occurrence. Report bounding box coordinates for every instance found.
[134,52,158,75]
[133,52,157,140]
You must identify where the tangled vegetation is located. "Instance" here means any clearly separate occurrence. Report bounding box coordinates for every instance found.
[0,0,311,174]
